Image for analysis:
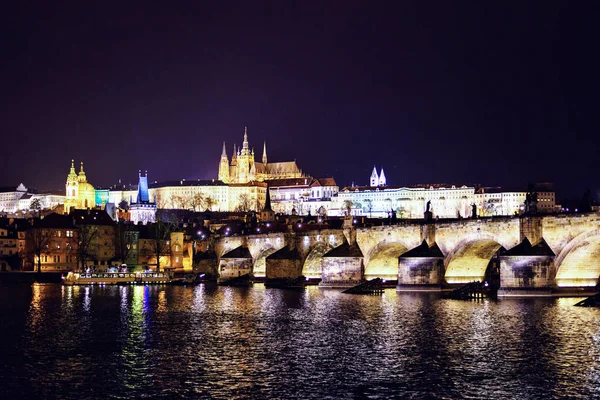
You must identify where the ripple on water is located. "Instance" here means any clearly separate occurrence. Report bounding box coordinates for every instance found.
[1,284,600,399]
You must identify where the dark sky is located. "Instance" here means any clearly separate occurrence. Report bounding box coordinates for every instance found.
[1,1,598,200]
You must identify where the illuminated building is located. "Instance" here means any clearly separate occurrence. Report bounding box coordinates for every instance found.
[0,184,27,214]
[64,160,96,212]
[218,127,304,184]
[129,171,157,225]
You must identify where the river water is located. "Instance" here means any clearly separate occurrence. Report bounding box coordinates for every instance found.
[1,283,599,399]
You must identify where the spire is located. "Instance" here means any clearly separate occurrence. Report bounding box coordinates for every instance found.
[232,143,237,159]
[78,161,87,182]
[70,159,75,174]
[370,166,379,187]
[262,141,267,164]
[242,126,249,151]
[221,142,227,157]
[379,168,387,186]
[263,186,273,212]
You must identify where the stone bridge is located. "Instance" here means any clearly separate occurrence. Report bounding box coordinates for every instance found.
[212,213,600,293]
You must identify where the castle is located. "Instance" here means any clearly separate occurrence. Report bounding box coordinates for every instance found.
[218,127,304,184]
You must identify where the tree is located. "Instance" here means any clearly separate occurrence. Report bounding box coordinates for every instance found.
[204,196,217,211]
[115,222,138,267]
[76,223,101,271]
[24,227,53,273]
[30,198,42,217]
[342,200,353,216]
[146,217,175,273]
[235,194,252,212]
[364,199,373,218]
[189,192,205,211]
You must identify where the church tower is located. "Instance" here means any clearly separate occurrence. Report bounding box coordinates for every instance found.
[218,142,230,183]
[378,168,386,186]
[65,160,79,213]
[370,166,379,187]
[237,127,252,183]
[262,141,267,165]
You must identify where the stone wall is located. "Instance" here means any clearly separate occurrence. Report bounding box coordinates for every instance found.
[397,257,444,288]
[321,257,363,287]
[499,255,555,289]
[218,258,252,280]
[266,258,302,280]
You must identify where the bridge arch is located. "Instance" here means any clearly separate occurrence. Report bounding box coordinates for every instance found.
[554,230,600,287]
[303,242,334,279]
[252,246,279,278]
[365,240,409,280]
[444,235,504,284]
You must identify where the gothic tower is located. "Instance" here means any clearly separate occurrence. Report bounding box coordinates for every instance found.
[237,127,252,183]
[378,168,386,186]
[218,142,230,183]
[262,141,267,165]
[370,166,379,187]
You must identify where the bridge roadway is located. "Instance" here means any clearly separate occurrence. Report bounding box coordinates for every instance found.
[211,213,600,293]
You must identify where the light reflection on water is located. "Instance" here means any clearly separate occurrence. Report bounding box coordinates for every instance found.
[1,284,600,399]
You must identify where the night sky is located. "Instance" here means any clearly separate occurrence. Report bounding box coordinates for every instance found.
[2,1,598,200]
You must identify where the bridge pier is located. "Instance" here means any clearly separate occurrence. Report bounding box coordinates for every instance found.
[265,245,303,286]
[218,246,253,283]
[396,241,445,292]
[497,238,555,297]
[320,241,364,288]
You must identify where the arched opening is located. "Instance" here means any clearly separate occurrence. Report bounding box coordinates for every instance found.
[302,242,334,279]
[555,236,600,287]
[445,239,504,285]
[253,247,277,278]
[365,242,409,280]
[84,199,88,208]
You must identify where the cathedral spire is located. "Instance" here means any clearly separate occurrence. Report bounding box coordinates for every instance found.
[221,142,227,158]
[262,141,267,164]
[370,166,379,187]
[70,159,75,174]
[242,126,249,151]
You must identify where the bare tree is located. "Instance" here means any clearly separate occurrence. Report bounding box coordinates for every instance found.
[115,222,138,267]
[24,226,53,273]
[76,224,101,271]
[146,217,175,272]
[342,200,353,216]
[204,196,216,211]
[235,194,252,212]
[189,192,205,211]
[364,199,373,218]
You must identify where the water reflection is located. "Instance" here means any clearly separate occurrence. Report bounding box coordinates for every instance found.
[1,285,600,399]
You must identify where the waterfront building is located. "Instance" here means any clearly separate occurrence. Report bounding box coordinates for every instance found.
[71,209,117,271]
[218,127,304,184]
[24,213,78,272]
[64,160,96,212]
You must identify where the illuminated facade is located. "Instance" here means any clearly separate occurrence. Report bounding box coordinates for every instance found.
[129,172,157,225]
[218,127,304,184]
[64,160,96,212]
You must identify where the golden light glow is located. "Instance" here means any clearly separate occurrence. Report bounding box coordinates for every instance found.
[445,240,502,284]
[555,237,600,287]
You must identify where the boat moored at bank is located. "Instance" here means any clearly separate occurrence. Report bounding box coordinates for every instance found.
[63,271,173,285]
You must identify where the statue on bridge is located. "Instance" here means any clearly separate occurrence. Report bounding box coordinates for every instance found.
[524,185,538,214]
[471,203,477,219]
[424,200,433,222]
